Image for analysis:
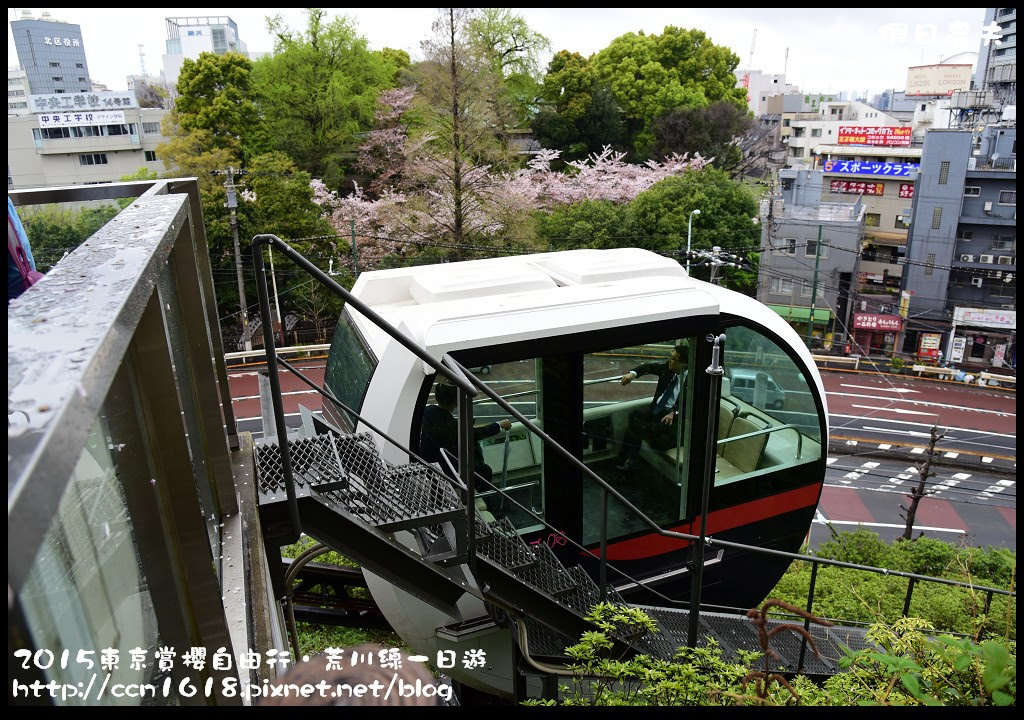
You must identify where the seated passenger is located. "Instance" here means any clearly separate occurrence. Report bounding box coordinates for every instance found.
[420,380,511,483]
[615,344,688,472]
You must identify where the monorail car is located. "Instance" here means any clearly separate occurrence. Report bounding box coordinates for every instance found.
[321,247,828,695]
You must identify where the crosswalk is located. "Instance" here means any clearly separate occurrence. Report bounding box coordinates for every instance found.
[825,456,1016,506]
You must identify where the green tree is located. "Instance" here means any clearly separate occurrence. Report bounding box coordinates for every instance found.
[174,52,259,157]
[240,152,340,340]
[467,8,551,126]
[375,47,412,85]
[535,200,626,250]
[652,101,754,172]
[252,9,394,190]
[406,8,517,254]
[18,205,120,272]
[589,27,748,158]
[626,169,759,292]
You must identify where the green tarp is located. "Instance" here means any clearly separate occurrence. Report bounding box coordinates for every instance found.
[768,305,832,324]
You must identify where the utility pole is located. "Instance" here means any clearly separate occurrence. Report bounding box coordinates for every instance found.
[899,426,944,540]
[710,247,723,285]
[350,218,358,278]
[807,225,822,349]
[219,167,251,351]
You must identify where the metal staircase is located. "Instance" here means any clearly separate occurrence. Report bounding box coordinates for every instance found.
[254,426,873,678]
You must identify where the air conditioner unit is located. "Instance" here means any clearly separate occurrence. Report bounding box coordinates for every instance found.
[971,277,984,287]
[980,254,995,263]
[998,256,1013,265]
[984,201,993,212]
[960,254,975,262]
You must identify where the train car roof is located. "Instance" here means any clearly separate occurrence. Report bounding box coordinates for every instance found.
[347,248,719,361]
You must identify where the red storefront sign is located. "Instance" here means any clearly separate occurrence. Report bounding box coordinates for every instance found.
[899,183,915,199]
[852,313,902,331]
[837,126,912,146]
[830,180,884,195]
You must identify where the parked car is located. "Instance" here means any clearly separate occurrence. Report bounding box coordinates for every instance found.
[727,369,786,410]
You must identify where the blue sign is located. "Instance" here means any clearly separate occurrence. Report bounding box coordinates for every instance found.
[823,160,918,176]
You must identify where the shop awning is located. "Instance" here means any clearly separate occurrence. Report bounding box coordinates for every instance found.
[768,305,832,324]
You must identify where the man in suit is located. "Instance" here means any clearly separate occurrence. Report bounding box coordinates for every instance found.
[615,344,688,472]
[420,380,512,483]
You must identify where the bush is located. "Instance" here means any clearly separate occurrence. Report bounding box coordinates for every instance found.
[770,531,1016,640]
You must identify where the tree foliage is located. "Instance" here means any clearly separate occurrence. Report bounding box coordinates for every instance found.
[535,28,748,160]
[18,205,120,272]
[529,603,1015,707]
[625,168,759,291]
[652,101,753,172]
[466,8,551,126]
[252,9,395,190]
[589,26,748,158]
[174,52,259,156]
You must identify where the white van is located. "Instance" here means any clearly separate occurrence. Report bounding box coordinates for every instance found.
[728,369,786,410]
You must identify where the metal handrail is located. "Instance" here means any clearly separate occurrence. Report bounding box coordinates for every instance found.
[718,422,805,460]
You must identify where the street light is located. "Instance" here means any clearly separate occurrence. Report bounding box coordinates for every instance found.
[686,209,701,273]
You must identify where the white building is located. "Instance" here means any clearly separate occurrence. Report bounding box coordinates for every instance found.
[162,16,248,91]
[736,69,800,116]
[8,67,31,116]
[783,100,906,169]
[8,90,169,189]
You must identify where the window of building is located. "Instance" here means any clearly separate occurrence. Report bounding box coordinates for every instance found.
[783,119,791,127]
[931,207,942,229]
[920,104,927,111]
[78,77,86,83]
[52,76,63,82]
[142,122,161,134]
[925,252,936,275]
[938,161,950,184]
[76,63,84,69]
[791,147,804,158]
[49,61,61,68]
[895,215,911,229]
[792,127,805,138]
[964,186,981,196]
[800,280,825,298]
[79,153,109,166]
[958,230,974,240]
[865,213,881,227]
[769,277,794,294]
[811,128,821,137]
[993,236,1015,251]
[805,240,828,259]
[999,190,1016,205]
[145,150,157,162]
[775,238,797,255]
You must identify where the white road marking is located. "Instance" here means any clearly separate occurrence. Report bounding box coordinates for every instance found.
[839,384,920,394]
[952,472,972,480]
[829,391,1013,416]
[812,518,965,534]
[852,404,939,417]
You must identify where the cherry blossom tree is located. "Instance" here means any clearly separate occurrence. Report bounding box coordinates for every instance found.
[312,143,710,271]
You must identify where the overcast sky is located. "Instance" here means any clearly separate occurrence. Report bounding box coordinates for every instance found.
[9,7,989,98]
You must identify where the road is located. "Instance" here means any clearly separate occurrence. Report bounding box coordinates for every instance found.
[227,360,1016,549]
